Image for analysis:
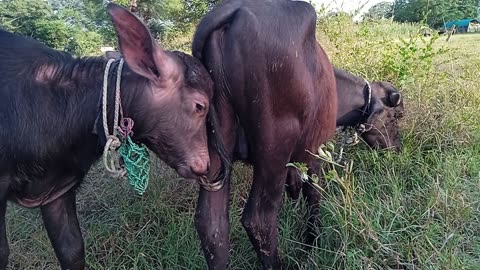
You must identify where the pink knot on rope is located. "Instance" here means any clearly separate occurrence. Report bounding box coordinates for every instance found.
[118,117,134,139]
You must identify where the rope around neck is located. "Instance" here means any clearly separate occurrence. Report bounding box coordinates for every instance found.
[335,79,372,162]
[102,58,126,177]
[101,58,151,195]
[361,79,372,116]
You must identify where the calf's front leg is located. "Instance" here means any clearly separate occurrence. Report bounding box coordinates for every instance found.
[41,189,85,270]
[195,176,231,270]
[196,102,237,269]
[196,136,235,269]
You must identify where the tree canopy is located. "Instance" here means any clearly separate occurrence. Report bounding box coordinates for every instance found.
[392,0,479,28]
[0,0,221,56]
[365,1,393,20]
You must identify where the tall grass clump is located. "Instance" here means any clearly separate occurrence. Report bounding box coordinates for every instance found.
[279,13,480,270]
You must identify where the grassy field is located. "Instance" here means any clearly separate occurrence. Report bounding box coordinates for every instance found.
[5,20,480,269]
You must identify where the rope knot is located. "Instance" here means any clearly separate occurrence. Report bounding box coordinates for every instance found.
[107,135,122,149]
[118,117,134,139]
[103,135,126,178]
[356,123,373,134]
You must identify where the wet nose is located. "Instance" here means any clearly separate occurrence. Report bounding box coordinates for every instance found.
[190,158,210,176]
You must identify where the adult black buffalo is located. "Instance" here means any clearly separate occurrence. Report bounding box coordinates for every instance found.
[192,0,338,269]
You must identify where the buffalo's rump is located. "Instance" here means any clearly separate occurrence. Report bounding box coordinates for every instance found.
[201,0,337,160]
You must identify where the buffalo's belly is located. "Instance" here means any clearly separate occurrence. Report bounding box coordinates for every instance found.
[5,159,90,208]
[9,177,80,208]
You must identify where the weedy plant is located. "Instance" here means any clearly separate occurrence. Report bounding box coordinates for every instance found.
[287,141,400,269]
[287,142,355,196]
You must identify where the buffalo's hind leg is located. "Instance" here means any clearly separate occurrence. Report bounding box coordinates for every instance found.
[0,177,9,269]
[285,149,324,250]
[241,133,298,270]
[285,168,302,200]
[241,159,289,269]
[41,189,84,270]
[291,149,323,248]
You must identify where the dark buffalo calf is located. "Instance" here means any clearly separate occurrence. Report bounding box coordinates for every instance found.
[286,67,405,200]
[0,4,221,269]
[192,0,338,269]
[334,67,404,151]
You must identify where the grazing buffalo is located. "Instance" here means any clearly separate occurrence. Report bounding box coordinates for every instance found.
[334,67,404,152]
[0,3,226,269]
[286,67,405,200]
[236,67,405,161]
[192,0,338,269]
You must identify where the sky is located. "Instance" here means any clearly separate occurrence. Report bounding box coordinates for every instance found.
[309,0,394,20]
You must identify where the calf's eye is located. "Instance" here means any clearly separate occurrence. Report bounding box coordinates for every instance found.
[196,103,205,114]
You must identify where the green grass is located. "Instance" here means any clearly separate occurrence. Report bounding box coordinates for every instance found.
[5,19,480,269]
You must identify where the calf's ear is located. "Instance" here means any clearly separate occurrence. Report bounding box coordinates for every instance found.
[107,3,178,83]
[389,92,402,107]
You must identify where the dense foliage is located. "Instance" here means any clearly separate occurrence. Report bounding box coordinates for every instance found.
[2,0,477,55]
[392,0,479,27]
[364,1,479,28]
[0,0,106,55]
[0,0,220,56]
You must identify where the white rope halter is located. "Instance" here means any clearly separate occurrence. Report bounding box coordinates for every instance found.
[102,58,126,177]
[361,78,372,116]
[334,79,373,162]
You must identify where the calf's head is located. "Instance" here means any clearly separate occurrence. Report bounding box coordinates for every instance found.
[359,81,404,152]
[107,3,212,179]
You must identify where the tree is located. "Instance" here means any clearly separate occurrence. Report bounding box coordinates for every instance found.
[0,0,110,55]
[477,0,480,17]
[0,0,224,55]
[124,0,222,39]
[365,1,394,19]
[393,0,479,27]
[0,0,70,49]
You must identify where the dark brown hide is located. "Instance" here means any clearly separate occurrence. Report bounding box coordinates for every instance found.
[192,0,337,269]
[235,67,405,161]
[0,4,216,269]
